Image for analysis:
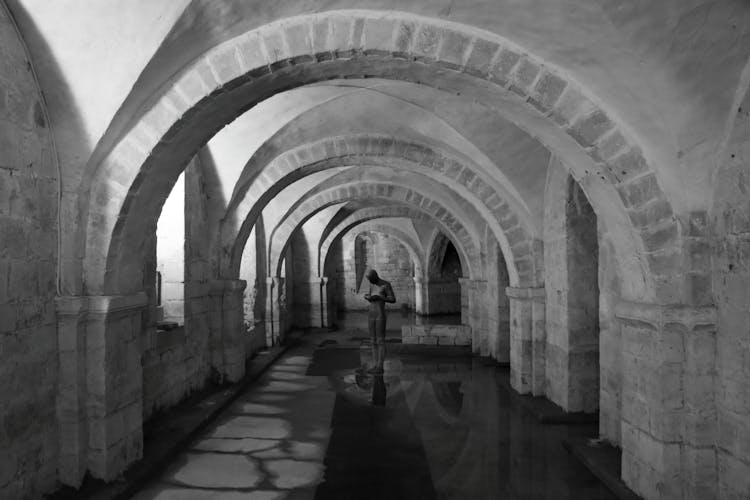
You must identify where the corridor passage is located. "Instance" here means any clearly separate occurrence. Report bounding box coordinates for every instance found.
[131,328,615,500]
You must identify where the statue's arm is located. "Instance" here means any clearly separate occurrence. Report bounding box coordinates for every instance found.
[382,283,396,303]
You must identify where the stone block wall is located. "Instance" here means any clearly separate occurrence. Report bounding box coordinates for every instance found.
[424,280,462,314]
[485,233,511,363]
[616,302,717,500]
[712,84,750,500]
[0,5,59,497]
[402,324,472,346]
[240,220,267,349]
[330,230,416,312]
[142,160,215,419]
[598,233,622,446]
[543,168,600,413]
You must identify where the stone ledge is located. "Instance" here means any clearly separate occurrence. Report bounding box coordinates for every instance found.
[401,324,471,346]
[47,336,295,500]
[563,438,644,500]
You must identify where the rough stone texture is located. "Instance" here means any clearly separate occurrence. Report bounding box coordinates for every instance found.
[712,83,750,500]
[507,286,546,396]
[485,233,511,363]
[0,5,59,497]
[142,160,220,419]
[616,302,717,500]
[240,218,268,352]
[329,230,417,313]
[3,7,747,500]
[544,167,600,413]
[598,232,622,447]
[401,324,472,345]
[425,231,463,315]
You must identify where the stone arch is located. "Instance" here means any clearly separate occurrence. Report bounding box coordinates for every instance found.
[320,217,426,279]
[80,10,678,302]
[268,183,479,280]
[424,229,464,317]
[221,135,534,287]
[426,230,457,279]
[543,160,601,413]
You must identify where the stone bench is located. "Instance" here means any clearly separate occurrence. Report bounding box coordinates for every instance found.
[401,324,472,346]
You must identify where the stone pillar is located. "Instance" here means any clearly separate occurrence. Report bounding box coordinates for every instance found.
[55,297,89,487]
[458,277,470,321]
[85,293,147,481]
[298,277,325,328]
[414,276,429,315]
[615,301,717,500]
[320,276,330,328]
[459,279,488,355]
[265,277,286,346]
[506,287,546,396]
[210,279,247,382]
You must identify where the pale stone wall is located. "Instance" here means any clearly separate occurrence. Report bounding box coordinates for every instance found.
[544,169,600,413]
[0,5,59,497]
[330,230,416,313]
[402,324,472,345]
[143,161,215,419]
[240,217,267,351]
[712,83,750,500]
[597,233,622,446]
[485,231,511,363]
[156,172,185,325]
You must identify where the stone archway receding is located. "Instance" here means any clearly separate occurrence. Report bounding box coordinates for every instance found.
[221,135,535,288]
[68,9,688,491]
[82,10,678,304]
[424,231,463,316]
[267,182,481,281]
[544,168,600,414]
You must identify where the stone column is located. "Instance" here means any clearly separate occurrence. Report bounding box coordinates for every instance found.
[319,276,330,328]
[460,279,488,355]
[265,277,286,346]
[84,293,147,481]
[615,301,717,500]
[414,276,429,315]
[55,296,89,487]
[458,277,470,321]
[506,286,546,396]
[298,277,325,328]
[212,279,247,383]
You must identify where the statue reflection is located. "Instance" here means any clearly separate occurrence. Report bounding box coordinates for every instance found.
[342,370,389,406]
[371,375,386,406]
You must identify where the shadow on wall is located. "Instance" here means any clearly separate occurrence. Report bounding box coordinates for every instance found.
[6,0,90,294]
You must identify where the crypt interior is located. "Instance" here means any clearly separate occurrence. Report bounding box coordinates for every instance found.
[1,1,750,499]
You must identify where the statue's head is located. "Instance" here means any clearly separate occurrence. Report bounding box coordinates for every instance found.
[365,269,379,284]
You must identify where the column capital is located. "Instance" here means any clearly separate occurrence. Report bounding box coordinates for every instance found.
[505,286,545,300]
[615,300,716,330]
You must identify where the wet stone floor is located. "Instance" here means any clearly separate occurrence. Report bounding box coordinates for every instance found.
[133,332,616,500]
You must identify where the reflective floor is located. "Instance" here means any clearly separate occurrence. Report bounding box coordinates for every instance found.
[133,332,616,500]
[333,310,462,338]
